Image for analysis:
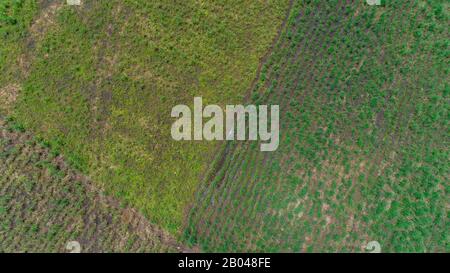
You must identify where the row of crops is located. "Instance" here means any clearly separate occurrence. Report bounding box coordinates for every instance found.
[184,0,448,252]
[0,117,181,252]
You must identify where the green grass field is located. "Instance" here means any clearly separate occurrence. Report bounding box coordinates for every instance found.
[0,0,448,253]
[1,0,289,234]
[184,0,449,252]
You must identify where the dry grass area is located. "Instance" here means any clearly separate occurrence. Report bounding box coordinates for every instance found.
[0,84,20,113]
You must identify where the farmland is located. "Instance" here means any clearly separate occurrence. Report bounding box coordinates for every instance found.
[185,0,449,252]
[0,117,184,252]
[1,0,289,233]
[0,0,448,253]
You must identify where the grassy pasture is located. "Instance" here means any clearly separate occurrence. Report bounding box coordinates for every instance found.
[185,0,449,252]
